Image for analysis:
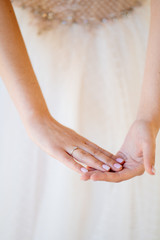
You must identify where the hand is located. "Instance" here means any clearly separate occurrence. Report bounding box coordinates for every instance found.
[25,113,124,174]
[81,120,158,182]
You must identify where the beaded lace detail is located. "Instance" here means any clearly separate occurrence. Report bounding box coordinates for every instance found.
[11,0,145,33]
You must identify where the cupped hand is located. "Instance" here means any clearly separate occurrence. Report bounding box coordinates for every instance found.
[81,120,158,182]
[25,113,124,174]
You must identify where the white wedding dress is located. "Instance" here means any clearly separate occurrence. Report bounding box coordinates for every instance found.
[0,0,160,239]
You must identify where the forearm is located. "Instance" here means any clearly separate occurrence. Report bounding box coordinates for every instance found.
[0,0,51,127]
[136,0,160,135]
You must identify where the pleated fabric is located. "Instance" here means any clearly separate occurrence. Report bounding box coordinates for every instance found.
[1,1,160,239]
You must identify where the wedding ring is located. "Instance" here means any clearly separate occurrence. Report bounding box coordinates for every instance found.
[70,146,79,156]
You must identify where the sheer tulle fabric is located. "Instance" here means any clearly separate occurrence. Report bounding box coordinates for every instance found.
[1,0,160,240]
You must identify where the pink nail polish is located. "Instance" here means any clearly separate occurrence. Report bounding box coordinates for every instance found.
[81,167,88,173]
[116,158,124,164]
[114,163,122,169]
[102,164,110,171]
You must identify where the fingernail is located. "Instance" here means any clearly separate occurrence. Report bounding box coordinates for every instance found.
[152,166,156,175]
[81,167,88,173]
[116,158,124,164]
[114,163,122,169]
[102,164,110,171]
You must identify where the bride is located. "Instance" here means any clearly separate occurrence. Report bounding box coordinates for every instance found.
[0,0,160,239]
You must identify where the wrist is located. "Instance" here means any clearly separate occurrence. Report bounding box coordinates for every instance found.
[21,108,54,131]
[135,117,160,137]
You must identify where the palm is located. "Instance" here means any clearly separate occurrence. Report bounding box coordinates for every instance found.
[111,149,145,182]
[81,151,145,183]
[81,120,156,182]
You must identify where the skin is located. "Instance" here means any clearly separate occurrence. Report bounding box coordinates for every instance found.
[81,0,160,182]
[0,0,124,175]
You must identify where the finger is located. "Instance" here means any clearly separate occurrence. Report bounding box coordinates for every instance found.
[81,144,124,172]
[80,170,97,181]
[114,150,127,163]
[87,170,132,182]
[83,170,123,182]
[81,164,145,182]
[143,142,156,175]
[86,166,96,171]
[69,147,111,172]
[83,140,125,164]
[59,151,89,174]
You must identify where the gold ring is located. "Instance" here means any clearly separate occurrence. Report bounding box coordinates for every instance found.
[70,146,79,156]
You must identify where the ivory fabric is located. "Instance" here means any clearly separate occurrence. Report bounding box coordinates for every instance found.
[1,0,160,239]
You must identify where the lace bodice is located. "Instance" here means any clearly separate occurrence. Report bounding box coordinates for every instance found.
[11,0,146,33]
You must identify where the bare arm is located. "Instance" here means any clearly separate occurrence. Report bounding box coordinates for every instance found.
[0,0,50,127]
[135,0,160,172]
[81,0,160,181]
[0,0,124,175]
[137,0,160,133]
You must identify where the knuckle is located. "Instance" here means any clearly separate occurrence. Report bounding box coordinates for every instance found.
[90,144,99,150]
[80,150,90,161]
[79,148,85,155]
[101,149,113,157]
[87,157,100,167]
[95,146,102,151]
[83,140,88,146]
[92,149,99,156]
[81,151,89,159]
[104,157,114,165]
[109,153,114,159]
[92,148,104,159]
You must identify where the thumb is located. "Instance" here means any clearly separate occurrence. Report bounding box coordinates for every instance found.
[143,141,156,175]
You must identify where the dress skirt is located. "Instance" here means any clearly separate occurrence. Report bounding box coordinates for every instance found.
[0,1,160,239]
